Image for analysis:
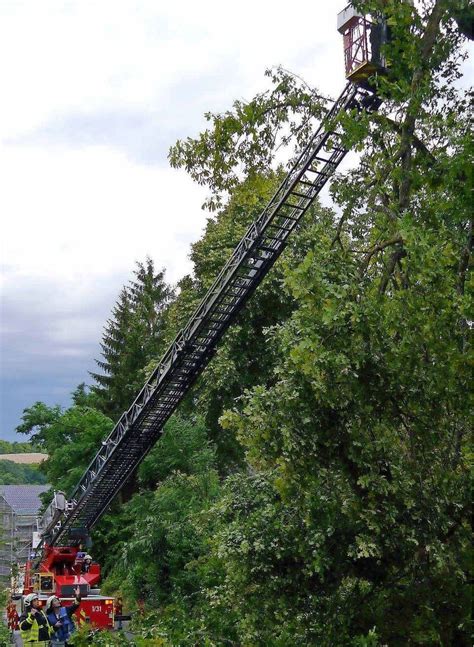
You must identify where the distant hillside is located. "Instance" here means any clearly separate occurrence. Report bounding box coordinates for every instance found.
[0,459,47,485]
[0,453,48,464]
[0,439,38,454]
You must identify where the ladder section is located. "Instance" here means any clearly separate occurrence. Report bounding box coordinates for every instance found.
[44,82,379,545]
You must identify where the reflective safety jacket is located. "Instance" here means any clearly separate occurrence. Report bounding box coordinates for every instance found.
[19,607,53,644]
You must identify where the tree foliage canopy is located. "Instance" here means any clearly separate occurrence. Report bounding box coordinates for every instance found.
[169,66,329,211]
[16,388,113,495]
[0,439,37,454]
[0,460,46,485]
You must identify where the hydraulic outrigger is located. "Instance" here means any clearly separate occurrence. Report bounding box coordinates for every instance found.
[9,3,400,632]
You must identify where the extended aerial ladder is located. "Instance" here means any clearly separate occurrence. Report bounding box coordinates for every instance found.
[38,4,389,549]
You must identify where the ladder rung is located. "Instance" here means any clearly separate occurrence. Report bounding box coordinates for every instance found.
[290,190,311,199]
[274,208,299,218]
[221,292,240,302]
[284,202,305,211]
[209,312,229,324]
[313,155,336,164]
[264,235,286,244]
[257,244,278,253]
[266,222,293,233]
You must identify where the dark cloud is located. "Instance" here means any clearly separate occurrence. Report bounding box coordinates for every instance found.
[1,365,93,443]
[0,271,128,441]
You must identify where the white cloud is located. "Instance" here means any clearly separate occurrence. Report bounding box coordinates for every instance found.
[0,143,206,283]
[0,2,344,142]
[0,1,348,296]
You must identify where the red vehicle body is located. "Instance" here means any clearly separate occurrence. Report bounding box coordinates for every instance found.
[17,545,114,630]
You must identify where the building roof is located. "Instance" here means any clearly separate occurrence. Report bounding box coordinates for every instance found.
[0,485,50,515]
[0,453,48,464]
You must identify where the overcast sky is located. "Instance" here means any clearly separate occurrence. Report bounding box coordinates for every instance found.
[0,2,472,443]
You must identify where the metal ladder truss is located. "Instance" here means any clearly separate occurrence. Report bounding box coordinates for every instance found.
[45,82,379,545]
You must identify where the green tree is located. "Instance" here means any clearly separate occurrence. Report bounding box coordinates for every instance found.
[0,439,37,454]
[90,287,136,417]
[96,416,224,645]
[15,401,62,444]
[0,460,47,485]
[211,1,473,644]
[16,394,113,495]
[0,585,11,645]
[91,258,173,419]
[130,258,173,350]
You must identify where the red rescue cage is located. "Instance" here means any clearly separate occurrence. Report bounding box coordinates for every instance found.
[337,5,385,86]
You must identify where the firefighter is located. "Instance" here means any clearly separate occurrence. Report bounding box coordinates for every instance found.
[46,586,81,647]
[81,554,93,573]
[19,592,53,646]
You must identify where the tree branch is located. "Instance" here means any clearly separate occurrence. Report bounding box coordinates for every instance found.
[398,0,449,210]
[457,218,473,295]
[379,247,407,295]
[372,114,437,164]
[360,236,404,275]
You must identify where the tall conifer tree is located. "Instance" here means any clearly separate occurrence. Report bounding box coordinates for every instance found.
[91,258,173,418]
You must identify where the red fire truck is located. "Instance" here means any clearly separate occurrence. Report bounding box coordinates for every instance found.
[21,545,114,629]
[9,542,115,631]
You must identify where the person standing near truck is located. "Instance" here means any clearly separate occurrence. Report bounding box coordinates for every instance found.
[19,592,53,646]
[46,586,81,647]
